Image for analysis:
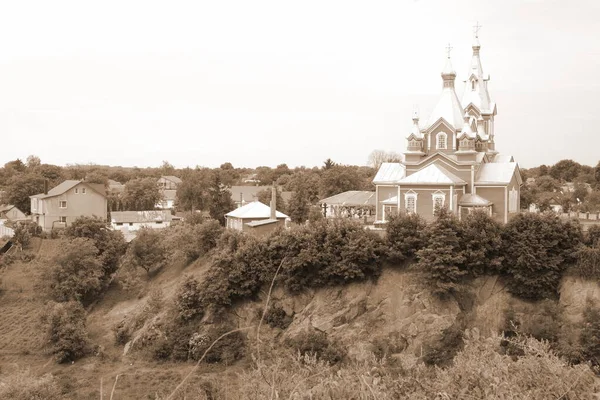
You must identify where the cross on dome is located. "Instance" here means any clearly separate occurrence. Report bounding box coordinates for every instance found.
[473,21,482,38]
[445,43,453,58]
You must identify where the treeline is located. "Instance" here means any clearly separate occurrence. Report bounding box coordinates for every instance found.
[521,159,600,212]
[0,156,375,222]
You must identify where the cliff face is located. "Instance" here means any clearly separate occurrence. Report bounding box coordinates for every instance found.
[235,268,600,358]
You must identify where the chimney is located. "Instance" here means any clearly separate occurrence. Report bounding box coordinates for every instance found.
[270,185,277,220]
[239,192,243,208]
[44,179,48,195]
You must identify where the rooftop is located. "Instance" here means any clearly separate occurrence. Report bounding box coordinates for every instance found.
[398,164,466,185]
[111,210,172,224]
[319,191,376,207]
[225,201,288,219]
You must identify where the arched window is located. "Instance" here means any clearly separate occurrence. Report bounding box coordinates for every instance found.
[471,80,476,90]
[436,132,447,150]
[432,192,445,214]
[405,193,417,214]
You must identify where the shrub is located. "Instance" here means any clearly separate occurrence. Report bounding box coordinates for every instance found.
[43,238,103,303]
[586,224,600,246]
[174,275,203,322]
[371,331,408,361]
[461,210,503,275]
[580,301,600,374]
[0,370,62,400]
[164,219,223,263]
[11,223,31,250]
[417,207,467,297]
[41,301,89,363]
[386,212,427,263]
[197,325,246,364]
[286,330,346,364]
[262,304,292,330]
[572,246,600,280]
[422,319,465,367]
[502,212,582,300]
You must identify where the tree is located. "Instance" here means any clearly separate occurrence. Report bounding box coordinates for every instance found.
[176,169,210,212]
[367,150,403,169]
[323,158,336,170]
[44,238,104,302]
[122,177,162,210]
[549,159,581,182]
[417,207,467,297]
[123,228,166,275]
[319,165,363,198]
[26,155,41,169]
[35,164,65,187]
[461,210,503,275]
[287,190,310,223]
[535,175,560,192]
[386,212,427,262]
[257,187,286,214]
[501,212,582,300]
[84,170,108,186]
[207,172,235,226]
[160,160,175,176]
[64,216,127,277]
[3,173,45,213]
[41,301,89,363]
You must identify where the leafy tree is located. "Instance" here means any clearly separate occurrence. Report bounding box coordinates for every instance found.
[207,173,234,225]
[41,301,89,363]
[164,219,223,262]
[417,207,467,297]
[287,190,310,223]
[386,212,427,263]
[549,159,582,182]
[3,173,45,213]
[323,158,336,170]
[519,184,537,209]
[44,238,104,302]
[123,177,162,210]
[319,165,364,198]
[257,187,286,214]
[4,159,26,174]
[586,225,600,247]
[174,274,203,321]
[580,191,600,213]
[64,216,127,277]
[580,301,600,373]
[535,175,560,192]
[176,169,210,212]
[35,164,65,187]
[84,170,109,185]
[122,228,166,275]
[160,160,175,176]
[501,212,582,300]
[218,162,239,186]
[25,155,41,169]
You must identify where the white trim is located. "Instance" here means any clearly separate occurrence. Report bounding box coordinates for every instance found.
[436,132,448,150]
[404,192,418,214]
[432,192,446,214]
[504,186,508,223]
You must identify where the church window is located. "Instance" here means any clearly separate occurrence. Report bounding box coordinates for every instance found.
[436,132,447,150]
[405,193,417,214]
[471,80,476,90]
[432,193,445,214]
[509,187,518,212]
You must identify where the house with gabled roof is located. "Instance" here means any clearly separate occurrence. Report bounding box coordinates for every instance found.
[30,180,107,231]
[225,187,288,236]
[374,31,522,223]
[0,204,27,222]
[156,176,182,209]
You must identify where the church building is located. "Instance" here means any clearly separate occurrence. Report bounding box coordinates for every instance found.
[373,31,522,223]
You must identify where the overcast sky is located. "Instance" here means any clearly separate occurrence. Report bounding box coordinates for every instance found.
[0,0,598,169]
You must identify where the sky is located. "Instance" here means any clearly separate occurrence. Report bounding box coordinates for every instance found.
[0,0,599,169]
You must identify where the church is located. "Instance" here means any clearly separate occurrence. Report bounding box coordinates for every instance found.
[373,31,522,224]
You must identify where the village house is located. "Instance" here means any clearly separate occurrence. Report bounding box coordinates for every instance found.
[110,210,172,231]
[0,204,27,222]
[318,191,376,220]
[156,175,181,209]
[225,187,288,236]
[30,180,107,231]
[373,31,521,224]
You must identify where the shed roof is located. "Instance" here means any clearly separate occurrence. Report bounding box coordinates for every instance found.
[398,164,466,185]
[225,201,288,219]
[319,191,376,207]
[458,193,492,206]
[245,218,280,227]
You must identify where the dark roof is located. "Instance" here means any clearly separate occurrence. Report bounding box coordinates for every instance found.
[245,218,280,227]
[0,204,15,213]
[161,176,182,184]
[230,186,292,203]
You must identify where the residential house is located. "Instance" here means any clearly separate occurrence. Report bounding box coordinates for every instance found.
[157,176,182,209]
[225,187,288,236]
[30,180,107,231]
[373,32,521,224]
[0,204,27,222]
[110,210,172,232]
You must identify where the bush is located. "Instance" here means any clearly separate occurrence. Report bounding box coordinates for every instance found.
[386,212,427,263]
[572,246,600,280]
[163,219,224,263]
[502,212,582,300]
[262,304,292,330]
[586,224,600,246]
[286,330,346,364]
[11,223,31,250]
[43,238,104,303]
[0,370,62,400]
[197,325,246,364]
[371,331,408,361]
[174,275,203,322]
[417,207,467,297]
[422,319,465,367]
[580,301,600,374]
[41,301,89,363]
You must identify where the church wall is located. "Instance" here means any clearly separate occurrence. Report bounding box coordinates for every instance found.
[507,173,521,220]
[375,185,398,221]
[474,186,506,222]
[427,124,456,155]
[400,186,464,221]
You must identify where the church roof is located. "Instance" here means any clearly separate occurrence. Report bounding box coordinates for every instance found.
[398,164,466,185]
[225,201,288,219]
[459,193,492,206]
[373,163,406,184]
[475,162,518,185]
[319,191,376,207]
[426,88,465,130]
[461,35,494,113]
[491,154,514,163]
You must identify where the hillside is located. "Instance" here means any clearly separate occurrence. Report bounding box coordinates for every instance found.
[0,237,599,398]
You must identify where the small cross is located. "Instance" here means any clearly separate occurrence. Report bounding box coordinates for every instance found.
[473,21,482,38]
[445,43,453,58]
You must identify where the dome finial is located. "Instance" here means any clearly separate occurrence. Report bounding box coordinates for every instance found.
[472,21,482,50]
